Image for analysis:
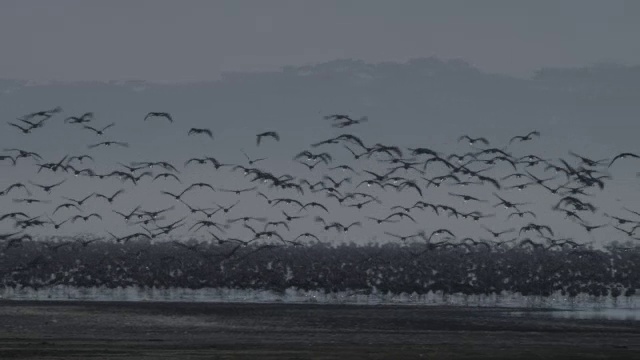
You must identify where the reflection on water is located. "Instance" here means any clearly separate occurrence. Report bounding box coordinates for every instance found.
[509,308,640,321]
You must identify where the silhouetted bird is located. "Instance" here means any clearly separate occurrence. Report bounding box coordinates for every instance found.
[256,131,280,145]
[509,131,540,144]
[188,128,213,139]
[144,112,173,122]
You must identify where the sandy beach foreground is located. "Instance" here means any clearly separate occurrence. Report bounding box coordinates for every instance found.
[0,300,638,359]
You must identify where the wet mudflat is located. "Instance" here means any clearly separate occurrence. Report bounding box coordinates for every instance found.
[0,300,638,359]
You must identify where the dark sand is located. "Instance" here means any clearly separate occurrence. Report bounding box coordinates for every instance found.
[0,300,638,359]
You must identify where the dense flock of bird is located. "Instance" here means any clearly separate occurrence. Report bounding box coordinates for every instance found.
[1,107,639,297]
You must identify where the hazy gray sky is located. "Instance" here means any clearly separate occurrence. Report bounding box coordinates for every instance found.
[2,0,640,248]
[1,0,638,82]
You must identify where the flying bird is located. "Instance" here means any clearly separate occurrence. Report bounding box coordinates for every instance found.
[241,150,267,165]
[608,152,640,168]
[95,189,125,204]
[19,106,62,121]
[64,112,94,124]
[332,116,368,128]
[70,213,103,223]
[509,131,540,144]
[323,114,355,121]
[7,122,34,134]
[188,128,214,139]
[144,112,173,122]
[88,141,129,149]
[28,179,66,193]
[256,131,280,145]
[458,135,490,146]
[82,123,115,135]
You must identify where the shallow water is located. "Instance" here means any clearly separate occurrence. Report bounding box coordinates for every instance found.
[1,285,637,315]
[509,308,640,321]
[2,300,639,359]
